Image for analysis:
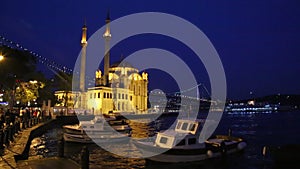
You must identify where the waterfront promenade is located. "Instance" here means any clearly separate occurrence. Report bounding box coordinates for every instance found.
[0,119,47,168]
[0,116,81,169]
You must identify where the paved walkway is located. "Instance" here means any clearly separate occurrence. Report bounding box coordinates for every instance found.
[0,123,38,169]
[0,119,82,169]
[17,157,80,169]
[0,121,78,169]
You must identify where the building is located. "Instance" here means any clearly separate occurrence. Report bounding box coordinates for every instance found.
[54,90,80,115]
[76,13,148,115]
[54,90,79,108]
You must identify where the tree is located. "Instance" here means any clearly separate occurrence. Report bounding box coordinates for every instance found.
[14,80,45,106]
[0,46,75,107]
[0,46,37,88]
[0,46,51,106]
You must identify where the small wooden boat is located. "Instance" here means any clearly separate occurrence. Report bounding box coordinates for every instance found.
[63,116,132,143]
[133,119,246,163]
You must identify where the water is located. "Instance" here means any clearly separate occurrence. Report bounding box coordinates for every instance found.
[29,111,300,168]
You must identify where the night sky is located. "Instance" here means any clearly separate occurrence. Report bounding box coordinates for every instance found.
[1,0,300,100]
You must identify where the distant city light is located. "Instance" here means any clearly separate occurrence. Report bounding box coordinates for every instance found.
[248,100,255,105]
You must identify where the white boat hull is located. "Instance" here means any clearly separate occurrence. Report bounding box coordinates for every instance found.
[62,116,132,143]
[63,132,129,143]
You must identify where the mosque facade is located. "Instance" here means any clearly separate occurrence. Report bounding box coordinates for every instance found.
[78,13,148,115]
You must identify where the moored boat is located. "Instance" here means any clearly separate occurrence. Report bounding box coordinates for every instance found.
[63,116,132,143]
[133,119,246,163]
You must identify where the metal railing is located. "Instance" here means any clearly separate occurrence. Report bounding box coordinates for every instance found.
[0,116,49,150]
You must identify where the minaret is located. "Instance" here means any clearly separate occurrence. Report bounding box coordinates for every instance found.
[103,11,111,86]
[80,20,87,92]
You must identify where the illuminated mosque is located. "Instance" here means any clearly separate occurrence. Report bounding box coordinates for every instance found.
[77,13,148,115]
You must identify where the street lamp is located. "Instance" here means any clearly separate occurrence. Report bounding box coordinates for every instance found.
[0,55,4,61]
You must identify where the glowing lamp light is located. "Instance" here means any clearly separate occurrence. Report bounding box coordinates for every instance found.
[0,55,4,61]
[103,30,112,37]
[29,80,38,84]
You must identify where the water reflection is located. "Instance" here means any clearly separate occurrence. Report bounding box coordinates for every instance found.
[129,120,157,138]
[30,128,62,157]
[29,111,300,169]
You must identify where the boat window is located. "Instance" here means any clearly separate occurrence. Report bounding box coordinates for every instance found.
[189,124,196,131]
[177,139,185,146]
[188,138,196,145]
[181,122,188,130]
[90,126,94,129]
[160,137,168,144]
[83,126,87,128]
[176,122,182,129]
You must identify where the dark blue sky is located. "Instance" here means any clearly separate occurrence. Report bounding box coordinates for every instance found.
[1,0,300,99]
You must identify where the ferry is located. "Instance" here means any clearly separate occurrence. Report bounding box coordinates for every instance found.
[63,116,132,143]
[133,119,247,163]
[225,102,279,112]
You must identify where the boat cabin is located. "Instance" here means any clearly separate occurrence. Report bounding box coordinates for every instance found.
[79,116,105,131]
[155,119,205,148]
[175,119,204,134]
